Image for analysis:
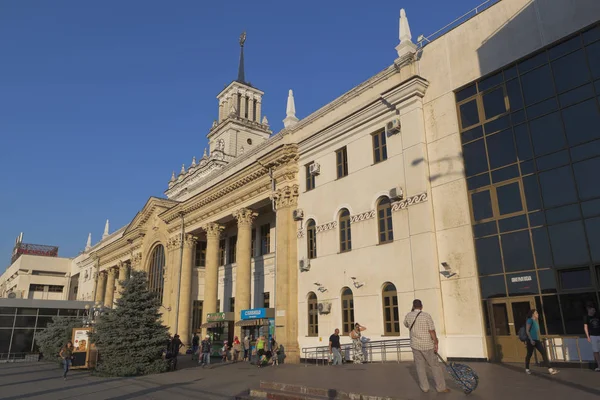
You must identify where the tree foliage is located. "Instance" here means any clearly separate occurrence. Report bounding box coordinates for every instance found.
[91,270,170,376]
[35,316,81,364]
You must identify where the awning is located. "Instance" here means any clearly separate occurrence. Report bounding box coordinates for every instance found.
[200,322,222,329]
[234,319,270,327]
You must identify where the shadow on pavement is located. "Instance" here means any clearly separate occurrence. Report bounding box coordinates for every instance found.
[106,379,202,400]
[0,375,126,400]
[0,372,91,388]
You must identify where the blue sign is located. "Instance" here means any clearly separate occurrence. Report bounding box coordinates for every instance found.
[241,308,266,320]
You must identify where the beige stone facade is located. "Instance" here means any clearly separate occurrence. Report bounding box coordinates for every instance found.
[15,0,597,363]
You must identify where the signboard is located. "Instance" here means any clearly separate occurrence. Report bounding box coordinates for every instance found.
[241,308,266,320]
[73,329,89,352]
[506,273,537,296]
[206,312,234,322]
[71,327,97,370]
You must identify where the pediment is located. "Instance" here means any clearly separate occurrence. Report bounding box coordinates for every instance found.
[124,197,179,235]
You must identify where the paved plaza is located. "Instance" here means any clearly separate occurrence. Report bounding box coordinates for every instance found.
[0,359,599,400]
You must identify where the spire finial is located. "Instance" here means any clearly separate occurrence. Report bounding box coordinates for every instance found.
[237,32,246,83]
[180,164,186,175]
[170,171,176,182]
[102,220,109,239]
[283,89,299,128]
[395,8,417,59]
[191,156,197,166]
[85,233,92,251]
[203,148,208,158]
[262,115,269,126]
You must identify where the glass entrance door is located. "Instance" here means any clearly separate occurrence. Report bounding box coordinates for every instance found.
[488,297,535,362]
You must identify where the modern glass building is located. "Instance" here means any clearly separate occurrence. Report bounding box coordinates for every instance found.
[458,23,600,362]
[0,299,91,358]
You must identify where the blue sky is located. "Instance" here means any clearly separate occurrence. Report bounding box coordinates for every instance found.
[0,0,486,264]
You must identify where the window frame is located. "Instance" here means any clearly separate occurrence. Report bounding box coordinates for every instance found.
[341,287,355,336]
[339,209,352,252]
[377,197,394,244]
[307,219,317,259]
[218,239,226,266]
[307,292,319,337]
[305,163,316,191]
[336,146,349,179]
[192,300,203,333]
[372,130,388,164]
[260,224,271,255]
[148,244,166,303]
[228,235,237,264]
[382,283,400,336]
[195,241,207,268]
[469,178,527,224]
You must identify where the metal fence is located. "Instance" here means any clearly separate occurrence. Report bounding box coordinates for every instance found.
[0,353,40,363]
[301,338,411,366]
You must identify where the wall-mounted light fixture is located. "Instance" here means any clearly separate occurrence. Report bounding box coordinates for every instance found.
[351,277,364,289]
[439,262,458,279]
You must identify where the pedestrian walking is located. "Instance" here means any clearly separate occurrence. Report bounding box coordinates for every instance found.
[350,323,366,364]
[328,328,342,365]
[232,336,242,362]
[191,333,200,361]
[271,337,280,366]
[199,335,212,367]
[525,309,558,375]
[403,299,449,394]
[59,341,74,380]
[169,334,183,371]
[584,302,600,371]
[256,335,266,368]
[221,340,229,362]
[243,336,250,361]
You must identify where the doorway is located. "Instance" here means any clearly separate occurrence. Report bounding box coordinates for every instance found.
[488,297,535,362]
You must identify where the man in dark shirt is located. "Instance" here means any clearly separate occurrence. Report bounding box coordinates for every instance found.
[584,304,600,371]
[329,328,342,365]
[170,334,183,370]
[191,333,200,360]
[199,335,212,367]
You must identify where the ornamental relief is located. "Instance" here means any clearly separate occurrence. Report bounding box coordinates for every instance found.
[316,221,337,233]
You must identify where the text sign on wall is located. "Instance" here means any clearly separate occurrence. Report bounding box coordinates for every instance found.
[241,308,266,320]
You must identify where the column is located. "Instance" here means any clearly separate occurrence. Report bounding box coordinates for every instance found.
[248,96,255,121]
[256,100,262,123]
[95,271,107,305]
[239,92,247,119]
[114,261,127,304]
[202,222,224,337]
[233,208,258,337]
[104,267,116,308]
[273,184,300,363]
[177,234,196,348]
[218,102,224,122]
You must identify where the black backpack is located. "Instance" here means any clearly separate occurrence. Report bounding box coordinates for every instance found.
[518,325,528,342]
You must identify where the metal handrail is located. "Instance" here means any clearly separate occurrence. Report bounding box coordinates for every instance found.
[301,338,411,366]
[542,336,590,366]
[0,353,40,363]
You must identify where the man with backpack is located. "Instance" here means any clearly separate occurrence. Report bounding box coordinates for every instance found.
[199,335,212,367]
[584,303,600,372]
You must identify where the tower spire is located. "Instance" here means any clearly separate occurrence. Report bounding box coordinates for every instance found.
[395,9,417,60]
[237,31,247,83]
[102,219,109,239]
[283,89,299,128]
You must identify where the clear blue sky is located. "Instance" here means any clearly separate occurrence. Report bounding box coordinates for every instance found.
[0,0,485,265]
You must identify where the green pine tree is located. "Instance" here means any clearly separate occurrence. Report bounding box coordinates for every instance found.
[36,316,81,364]
[91,270,170,376]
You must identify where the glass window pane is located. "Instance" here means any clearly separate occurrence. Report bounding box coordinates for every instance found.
[496,182,523,215]
[535,150,570,171]
[562,99,600,147]
[558,83,594,108]
[461,125,483,144]
[502,231,535,272]
[514,125,533,161]
[486,130,517,169]
[549,36,582,60]
[467,173,490,190]
[532,228,553,269]
[473,221,497,238]
[483,87,507,119]
[559,268,592,290]
[504,66,518,80]
[535,297,547,335]
[560,292,598,334]
[0,316,14,328]
[584,26,600,45]
[0,329,12,353]
[582,198,600,218]
[0,308,16,315]
[480,275,507,299]
[570,138,600,163]
[506,79,523,111]
[460,100,479,129]
[527,98,559,120]
[529,112,566,156]
[484,115,510,135]
[521,160,535,175]
[539,166,578,208]
[492,165,519,184]
[528,211,545,227]
[491,303,510,335]
[498,214,528,233]
[479,72,503,92]
[586,41,600,79]
[519,52,548,73]
[541,295,564,335]
[551,50,591,93]
[17,308,37,316]
[548,220,590,267]
[506,272,539,296]
[538,270,557,293]
[11,329,35,353]
[512,109,526,125]
[475,236,504,275]
[463,139,488,177]
[521,65,555,106]
[456,85,477,102]
[585,217,600,263]
[472,190,493,221]
[573,157,600,201]
[545,204,581,225]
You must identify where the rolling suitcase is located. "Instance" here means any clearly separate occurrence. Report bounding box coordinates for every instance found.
[437,353,479,394]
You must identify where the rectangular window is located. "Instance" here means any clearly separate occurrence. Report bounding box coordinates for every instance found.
[372,130,388,164]
[195,241,207,267]
[305,163,316,191]
[558,268,593,291]
[218,239,226,266]
[229,297,235,313]
[263,292,270,308]
[336,147,348,178]
[260,224,271,255]
[48,285,63,293]
[192,300,203,333]
[228,236,237,264]
[29,285,45,292]
[251,228,256,257]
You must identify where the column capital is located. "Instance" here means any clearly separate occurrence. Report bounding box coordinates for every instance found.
[131,253,142,268]
[183,234,197,249]
[203,222,224,239]
[116,260,124,268]
[272,185,299,209]
[233,208,258,227]
[107,267,117,277]
[166,236,181,250]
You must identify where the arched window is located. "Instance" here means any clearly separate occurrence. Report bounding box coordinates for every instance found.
[382,283,400,336]
[148,244,165,303]
[339,209,352,252]
[341,287,355,335]
[307,292,318,337]
[377,197,394,244]
[307,219,317,259]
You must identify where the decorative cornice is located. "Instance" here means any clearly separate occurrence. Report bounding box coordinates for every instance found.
[233,208,258,227]
[272,185,299,209]
[316,221,337,233]
[204,222,225,239]
[391,192,428,211]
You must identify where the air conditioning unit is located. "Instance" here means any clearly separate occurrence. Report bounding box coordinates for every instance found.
[8,292,22,299]
[309,163,321,176]
[299,258,311,272]
[318,302,332,315]
[385,118,401,137]
[293,209,304,221]
[389,186,404,201]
